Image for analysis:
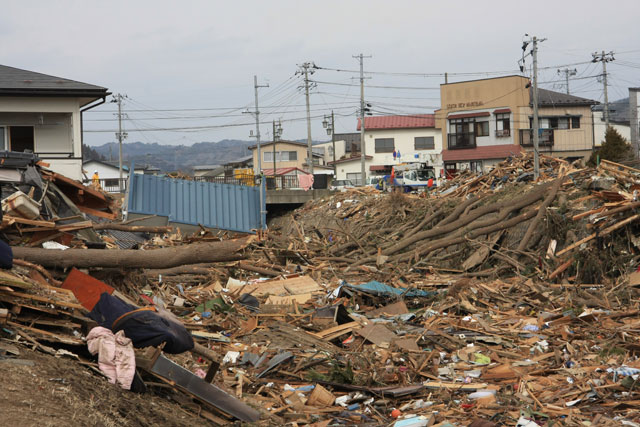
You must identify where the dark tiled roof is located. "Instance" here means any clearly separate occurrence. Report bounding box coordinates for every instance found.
[333,133,361,144]
[0,64,108,97]
[593,97,632,124]
[533,88,598,107]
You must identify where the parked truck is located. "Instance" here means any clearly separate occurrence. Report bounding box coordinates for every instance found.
[391,162,436,191]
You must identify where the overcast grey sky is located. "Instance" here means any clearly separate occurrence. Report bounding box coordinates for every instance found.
[3,0,640,146]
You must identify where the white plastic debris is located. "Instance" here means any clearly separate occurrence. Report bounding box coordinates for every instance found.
[42,241,69,250]
[222,351,240,364]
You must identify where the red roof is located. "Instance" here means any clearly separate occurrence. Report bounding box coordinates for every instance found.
[262,167,309,176]
[357,114,435,130]
[442,145,522,162]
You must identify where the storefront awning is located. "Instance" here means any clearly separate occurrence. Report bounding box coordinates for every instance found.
[493,108,511,114]
[447,112,491,119]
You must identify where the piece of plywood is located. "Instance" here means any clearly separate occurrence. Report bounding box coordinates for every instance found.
[265,293,313,305]
[236,275,321,297]
[393,337,420,352]
[366,301,409,317]
[354,324,397,348]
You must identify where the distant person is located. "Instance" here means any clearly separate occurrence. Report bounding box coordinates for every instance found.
[92,170,101,189]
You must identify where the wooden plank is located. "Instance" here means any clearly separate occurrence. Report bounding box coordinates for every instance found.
[49,172,109,202]
[2,217,56,228]
[571,206,605,221]
[0,270,35,290]
[0,290,85,310]
[19,220,93,233]
[7,321,83,345]
[77,205,117,220]
[423,381,488,390]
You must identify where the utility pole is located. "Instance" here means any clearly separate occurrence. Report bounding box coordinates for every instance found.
[557,68,577,94]
[630,88,639,159]
[272,120,282,180]
[323,111,336,176]
[111,93,128,192]
[354,53,371,186]
[528,35,545,180]
[248,75,268,229]
[299,63,315,175]
[592,51,615,129]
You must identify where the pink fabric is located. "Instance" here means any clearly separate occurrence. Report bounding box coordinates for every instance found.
[298,174,314,191]
[87,326,136,390]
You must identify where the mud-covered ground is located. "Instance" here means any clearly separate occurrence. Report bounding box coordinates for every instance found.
[0,344,212,427]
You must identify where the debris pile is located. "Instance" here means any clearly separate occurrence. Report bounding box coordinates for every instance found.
[3,154,640,424]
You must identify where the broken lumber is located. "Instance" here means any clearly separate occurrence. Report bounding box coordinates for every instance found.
[12,237,252,269]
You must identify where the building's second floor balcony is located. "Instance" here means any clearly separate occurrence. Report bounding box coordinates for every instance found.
[448,133,476,150]
[519,129,554,147]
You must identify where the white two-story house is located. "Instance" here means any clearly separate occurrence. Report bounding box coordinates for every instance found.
[330,115,442,184]
[0,64,109,180]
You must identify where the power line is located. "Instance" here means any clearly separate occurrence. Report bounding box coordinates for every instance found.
[310,79,440,90]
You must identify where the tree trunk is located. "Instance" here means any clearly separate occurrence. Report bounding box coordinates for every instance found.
[12,237,251,269]
[92,223,174,233]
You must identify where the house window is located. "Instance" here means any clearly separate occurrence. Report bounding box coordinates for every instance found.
[414,136,435,150]
[0,127,5,150]
[475,121,489,137]
[10,126,34,152]
[375,138,394,153]
[571,117,580,129]
[346,172,362,186]
[533,117,575,130]
[448,118,476,149]
[558,118,569,129]
[264,150,298,162]
[495,113,510,136]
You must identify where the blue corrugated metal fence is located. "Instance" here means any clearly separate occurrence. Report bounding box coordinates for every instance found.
[127,173,265,233]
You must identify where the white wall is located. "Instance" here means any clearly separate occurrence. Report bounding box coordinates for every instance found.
[84,160,129,180]
[315,140,347,164]
[593,111,631,147]
[334,158,374,184]
[0,97,85,179]
[363,127,443,177]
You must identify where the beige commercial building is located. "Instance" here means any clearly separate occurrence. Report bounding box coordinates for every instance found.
[436,75,598,175]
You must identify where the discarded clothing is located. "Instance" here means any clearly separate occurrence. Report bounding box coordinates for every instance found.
[89,292,194,354]
[298,174,314,191]
[86,326,135,390]
[0,239,12,269]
